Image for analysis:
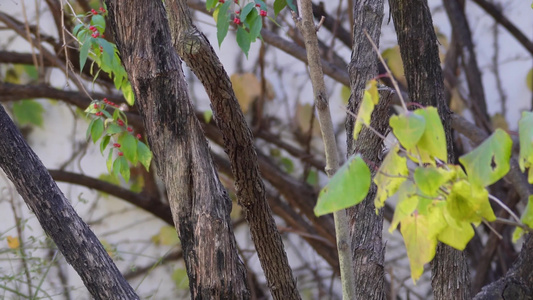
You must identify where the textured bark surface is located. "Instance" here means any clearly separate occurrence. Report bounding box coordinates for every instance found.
[104,0,249,298]
[473,234,533,300]
[346,1,387,299]
[389,1,471,299]
[164,2,300,299]
[0,105,138,300]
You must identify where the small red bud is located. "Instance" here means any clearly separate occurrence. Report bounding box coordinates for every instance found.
[127,127,133,132]
[235,10,240,14]
[91,32,99,38]
[233,17,241,25]
[260,10,267,17]
[255,4,261,7]
[117,119,124,126]
[219,0,225,3]
[136,134,142,139]
[89,25,96,31]
[113,143,121,148]
[99,7,106,13]
[93,103,98,108]
[103,98,108,103]
[91,9,98,15]
[118,152,124,156]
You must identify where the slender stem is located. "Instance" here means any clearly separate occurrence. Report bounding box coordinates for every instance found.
[294,1,356,299]
[488,194,521,223]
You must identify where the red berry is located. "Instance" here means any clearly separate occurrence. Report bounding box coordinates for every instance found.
[113,143,121,148]
[91,32,99,38]
[256,4,261,7]
[118,152,124,156]
[117,120,124,126]
[234,0,238,3]
[219,0,225,3]
[260,10,267,17]
[127,127,133,132]
[95,112,103,116]
[103,98,108,103]
[235,10,240,14]
[136,134,142,139]
[93,103,98,108]
[99,7,106,13]
[233,17,241,25]
[91,9,98,15]
[89,25,96,31]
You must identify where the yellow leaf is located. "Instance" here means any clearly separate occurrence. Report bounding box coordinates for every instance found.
[381,46,406,87]
[152,226,180,246]
[374,145,409,209]
[230,73,261,113]
[7,236,20,249]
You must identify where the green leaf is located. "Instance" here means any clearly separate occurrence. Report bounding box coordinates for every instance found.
[120,82,134,106]
[240,3,255,22]
[118,133,138,164]
[171,268,189,290]
[518,111,533,183]
[513,195,533,241]
[119,156,130,182]
[106,149,114,173]
[306,170,318,186]
[206,0,217,10]
[137,141,152,171]
[203,109,213,123]
[12,100,44,127]
[374,145,409,209]
[286,0,297,11]
[100,135,111,154]
[389,181,419,232]
[459,128,512,189]
[438,208,474,250]
[79,37,92,72]
[247,10,262,42]
[236,27,251,57]
[314,154,371,216]
[389,112,426,150]
[216,1,231,47]
[401,206,446,283]
[72,23,84,37]
[412,107,448,163]
[90,14,105,32]
[97,38,115,67]
[152,226,180,246]
[446,180,495,223]
[273,0,287,16]
[413,166,455,197]
[106,123,123,135]
[91,118,104,143]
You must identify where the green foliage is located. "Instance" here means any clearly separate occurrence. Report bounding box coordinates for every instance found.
[313,80,533,282]
[12,100,44,127]
[314,154,371,216]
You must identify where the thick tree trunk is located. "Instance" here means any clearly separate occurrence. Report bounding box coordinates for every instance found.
[389,1,471,299]
[0,105,139,300]
[164,2,300,299]
[346,1,387,299]
[104,0,249,298]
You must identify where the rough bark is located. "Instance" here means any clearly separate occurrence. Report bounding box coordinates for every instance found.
[389,1,471,299]
[103,0,249,298]
[346,1,387,299]
[0,105,139,300]
[473,234,533,300]
[443,0,492,133]
[165,1,300,299]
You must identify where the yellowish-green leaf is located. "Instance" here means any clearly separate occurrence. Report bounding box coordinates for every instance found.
[513,195,533,242]
[367,79,379,105]
[353,91,375,141]
[172,268,189,290]
[374,145,409,209]
[390,112,426,150]
[314,154,371,216]
[438,207,474,250]
[412,107,448,163]
[518,111,533,182]
[401,206,446,283]
[381,46,406,87]
[12,100,45,127]
[459,128,512,189]
[389,181,418,232]
[151,226,180,246]
[446,180,495,223]
[414,166,455,197]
